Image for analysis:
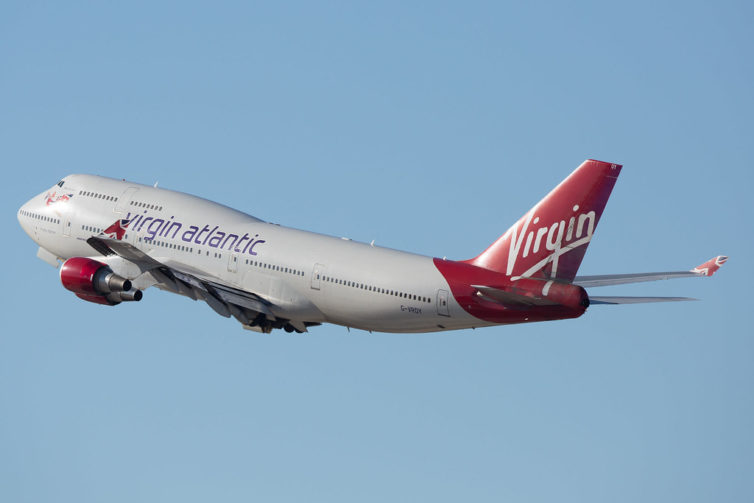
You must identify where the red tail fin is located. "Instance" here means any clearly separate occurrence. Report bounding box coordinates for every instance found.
[467,159,622,282]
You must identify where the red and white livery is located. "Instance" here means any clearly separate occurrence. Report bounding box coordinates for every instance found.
[17,160,726,333]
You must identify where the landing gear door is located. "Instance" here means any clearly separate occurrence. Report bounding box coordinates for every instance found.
[437,289,450,317]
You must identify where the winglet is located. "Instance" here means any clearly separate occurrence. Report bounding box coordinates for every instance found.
[691,255,728,277]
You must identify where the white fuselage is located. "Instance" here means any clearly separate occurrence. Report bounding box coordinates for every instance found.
[18,175,489,333]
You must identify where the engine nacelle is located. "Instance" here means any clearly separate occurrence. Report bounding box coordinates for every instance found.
[61,257,140,305]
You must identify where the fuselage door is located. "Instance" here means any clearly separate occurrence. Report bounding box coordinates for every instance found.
[115,187,138,213]
[228,252,239,273]
[62,215,72,236]
[437,289,450,317]
[311,263,325,290]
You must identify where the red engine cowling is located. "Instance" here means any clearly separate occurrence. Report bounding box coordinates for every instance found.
[60,257,141,305]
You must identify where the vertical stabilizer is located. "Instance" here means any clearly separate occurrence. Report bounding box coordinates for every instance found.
[466,159,622,282]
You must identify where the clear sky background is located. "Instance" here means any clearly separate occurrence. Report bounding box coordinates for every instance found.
[2,1,752,502]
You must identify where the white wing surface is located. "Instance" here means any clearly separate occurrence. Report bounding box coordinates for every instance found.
[575,256,727,288]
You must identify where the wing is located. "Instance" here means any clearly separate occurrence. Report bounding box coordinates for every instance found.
[574,256,727,288]
[87,234,315,333]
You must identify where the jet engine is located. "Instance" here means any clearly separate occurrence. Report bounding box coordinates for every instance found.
[60,257,142,306]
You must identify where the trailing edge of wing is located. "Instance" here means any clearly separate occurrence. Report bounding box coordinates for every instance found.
[589,296,698,305]
[574,255,727,288]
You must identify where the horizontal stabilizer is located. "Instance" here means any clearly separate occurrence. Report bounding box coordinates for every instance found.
[589,296,697,305]
[575,256,727,288]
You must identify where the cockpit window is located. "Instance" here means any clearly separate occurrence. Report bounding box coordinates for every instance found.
[57,180,65,187]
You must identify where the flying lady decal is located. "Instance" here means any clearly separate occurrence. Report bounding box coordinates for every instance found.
[44,191,74,205]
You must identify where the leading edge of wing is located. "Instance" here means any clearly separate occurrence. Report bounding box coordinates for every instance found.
[574,255,728,288]
[87,235,163,270]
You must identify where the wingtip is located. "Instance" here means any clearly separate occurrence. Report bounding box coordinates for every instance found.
[691,255,728,276]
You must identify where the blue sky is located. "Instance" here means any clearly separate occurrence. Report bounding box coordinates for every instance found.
[2,1,752,501]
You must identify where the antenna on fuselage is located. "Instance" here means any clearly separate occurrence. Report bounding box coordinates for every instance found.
[154,181,159,188]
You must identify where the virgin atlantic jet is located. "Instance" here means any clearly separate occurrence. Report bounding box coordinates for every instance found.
[17,160,726,333]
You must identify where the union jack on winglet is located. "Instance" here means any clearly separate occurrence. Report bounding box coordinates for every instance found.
[692,256,728,276]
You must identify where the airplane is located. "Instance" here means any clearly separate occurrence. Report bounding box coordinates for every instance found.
[17,159,726,334]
